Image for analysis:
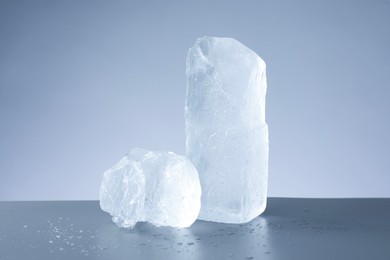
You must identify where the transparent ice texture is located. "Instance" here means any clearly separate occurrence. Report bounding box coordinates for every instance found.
[185,37,269,223]
[100,148,202,228]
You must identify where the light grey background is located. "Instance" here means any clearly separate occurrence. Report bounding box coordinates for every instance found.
[0,0,389,200]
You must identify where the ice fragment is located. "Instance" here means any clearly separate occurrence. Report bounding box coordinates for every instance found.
[100,148,201,228]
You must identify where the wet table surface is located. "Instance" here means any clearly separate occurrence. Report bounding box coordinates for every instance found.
[0,198,389,260]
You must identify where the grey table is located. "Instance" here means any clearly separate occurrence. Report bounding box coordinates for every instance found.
[0,198,389,260]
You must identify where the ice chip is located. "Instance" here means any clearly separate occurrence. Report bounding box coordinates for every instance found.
[185,37,269,223]
[99,148,202,228]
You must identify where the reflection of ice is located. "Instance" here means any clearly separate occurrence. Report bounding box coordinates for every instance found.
[96,221,202,260]
[2,199,363,260]
[94,217,273,260]
[188,216,271,259]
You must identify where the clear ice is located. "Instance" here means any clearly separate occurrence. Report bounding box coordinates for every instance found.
[99,148,202,228]
[185,37,269,223]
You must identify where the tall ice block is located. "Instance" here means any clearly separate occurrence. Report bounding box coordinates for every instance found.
[185,37,269,223]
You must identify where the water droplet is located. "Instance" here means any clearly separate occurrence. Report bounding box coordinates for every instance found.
[23,225,28,228]
[187,242,194,246]
[48,240,53,244]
